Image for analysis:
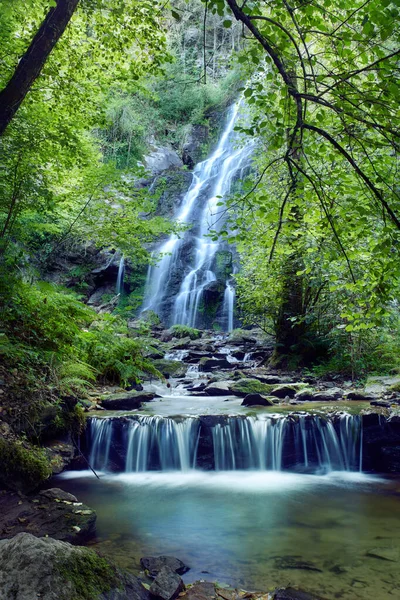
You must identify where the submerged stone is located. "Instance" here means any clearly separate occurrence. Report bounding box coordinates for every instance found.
[140,555,189,578]
[272,587,323,600]
[366,547,399,562]
[273,556,322,572]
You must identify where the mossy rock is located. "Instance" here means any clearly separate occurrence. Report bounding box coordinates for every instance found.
[229,378,275,397]
[270,383,310,399]
[152,360,187,378]
[170,325,202,340]
[0,438,52,493]
[0,533,150,600]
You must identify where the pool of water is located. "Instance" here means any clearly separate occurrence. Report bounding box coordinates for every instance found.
[57,470,400,599]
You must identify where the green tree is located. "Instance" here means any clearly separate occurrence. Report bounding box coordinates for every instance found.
[210,0,400,365]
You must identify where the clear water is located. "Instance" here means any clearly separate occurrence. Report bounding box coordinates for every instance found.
[57,470,400,599]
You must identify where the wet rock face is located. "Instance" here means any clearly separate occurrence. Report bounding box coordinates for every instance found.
[153,171,193,218]
[182,124,209,169]
[361,413,400,472]
[100,392,155,411]
[0,532,150,600]
[0,489,96,544]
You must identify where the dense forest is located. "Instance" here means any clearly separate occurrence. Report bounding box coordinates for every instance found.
[0,2,400,599]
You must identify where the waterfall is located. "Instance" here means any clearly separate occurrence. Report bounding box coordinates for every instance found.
[116,256,125,295]
[87,414,363,473]
[142,103,255,329]
[222,283,235,332]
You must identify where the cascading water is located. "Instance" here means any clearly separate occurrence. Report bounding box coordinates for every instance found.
[142,103,255,329]
[87,414,363,473]
[222,283,235,332]
[116,256,125,295]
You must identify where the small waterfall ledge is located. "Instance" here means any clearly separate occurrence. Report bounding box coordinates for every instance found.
[86,414,364,474]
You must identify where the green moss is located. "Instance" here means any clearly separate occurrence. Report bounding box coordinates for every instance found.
[56,548,120,600]
[0,438,52,492]
[170,325,202,340]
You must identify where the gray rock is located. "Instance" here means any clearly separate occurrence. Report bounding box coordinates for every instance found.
[140,555,189,577]
[311,387,343,401]
[199,357,232,372]
[0,533,150,600]
[241,393,274,407]
[144,147,183,175]
[39,488,78,502]
[149,566,185,600]
[204,381,232,396]
[101,392,155,410]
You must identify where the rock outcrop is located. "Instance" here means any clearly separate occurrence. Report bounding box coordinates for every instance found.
[0,488,96,544]
[0,532,150,600]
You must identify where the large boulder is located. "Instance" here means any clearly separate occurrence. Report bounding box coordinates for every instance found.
[0,532,150,600]
[309,388,343,401]
[140,556,189,578]
[241,394,274,407]
[199,357,232,372]
[149,567,185,600]
[151,360,187,379]
[270,385,307,399]
[204,382,232,396]
[144,147,183,175]
[100,392,155,410]
[0,489,96,544]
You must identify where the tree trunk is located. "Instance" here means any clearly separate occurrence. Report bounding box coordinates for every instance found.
[0,0,80,135]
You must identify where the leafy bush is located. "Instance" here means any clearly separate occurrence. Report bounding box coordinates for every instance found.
[78,316,161,386]
[1,280,162,406]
